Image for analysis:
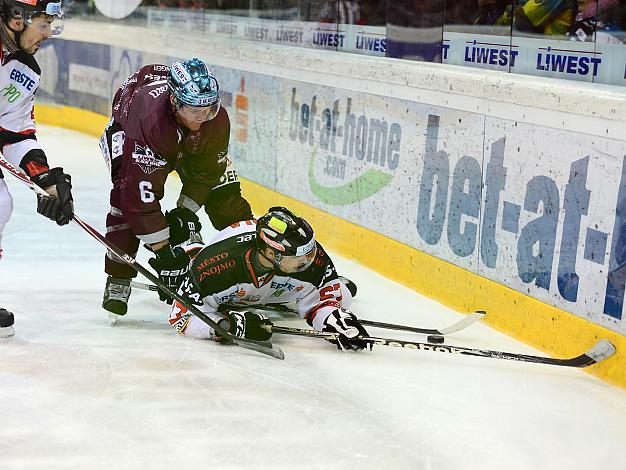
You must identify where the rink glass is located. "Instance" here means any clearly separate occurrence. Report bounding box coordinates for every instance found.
[67,1,625,86]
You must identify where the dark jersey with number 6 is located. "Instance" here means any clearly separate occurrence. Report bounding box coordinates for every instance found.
[103,64,230,243]
[169,221,353,339]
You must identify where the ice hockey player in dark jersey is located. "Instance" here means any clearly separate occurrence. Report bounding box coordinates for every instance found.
[100,57,253,318]
[169,207,371,351]
[0,1,73,338]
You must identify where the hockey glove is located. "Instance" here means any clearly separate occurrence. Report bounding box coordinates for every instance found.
[148,244,191,304]
[165,207,203,246]
[32,167,74,226]
[219,310,273,342]
[322,310,372,351]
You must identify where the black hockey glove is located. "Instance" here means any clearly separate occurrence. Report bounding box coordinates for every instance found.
[322,310,372,351]
[148,244,191,304]
[219,310,273,342]
[31,167,74,226]
[165,207,203,246]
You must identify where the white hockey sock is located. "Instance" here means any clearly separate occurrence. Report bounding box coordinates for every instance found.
[0,178,14,253]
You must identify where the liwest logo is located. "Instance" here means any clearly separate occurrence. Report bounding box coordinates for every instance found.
[244,25,268,41]
[276,27,304,44]
[312,29,346,48]
[464,41,518,67]
[356,34,386,53]
[289,88,402,205]
[217,20,237,35]
[419,114,625,321]
[442,41,450,60]
[536,47,601,77]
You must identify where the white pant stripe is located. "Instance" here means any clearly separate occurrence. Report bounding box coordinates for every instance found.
[106,223,130,233]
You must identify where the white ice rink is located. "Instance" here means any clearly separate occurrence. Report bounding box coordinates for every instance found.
[1,126,625,470]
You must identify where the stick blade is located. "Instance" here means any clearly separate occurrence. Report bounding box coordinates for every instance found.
[235,339,285,360]
[585,340,616,365]
[438,310,487,335]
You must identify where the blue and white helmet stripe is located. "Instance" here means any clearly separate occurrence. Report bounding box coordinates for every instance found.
[295,236,316,256]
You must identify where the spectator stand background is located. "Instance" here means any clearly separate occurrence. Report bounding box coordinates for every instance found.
[68,1,626,85]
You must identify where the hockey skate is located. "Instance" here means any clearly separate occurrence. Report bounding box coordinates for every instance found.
[338,276,358,298]
[102,277,132,322]
[0,308,15,338]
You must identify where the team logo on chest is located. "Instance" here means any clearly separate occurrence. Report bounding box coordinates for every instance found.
[269,281,304,298]
[10,68,37,91]
[132,143,167,174]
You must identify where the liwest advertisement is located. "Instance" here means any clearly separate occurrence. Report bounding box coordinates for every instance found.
[147,10,387,57]
[145,9,624,85]
[443,31,622,85]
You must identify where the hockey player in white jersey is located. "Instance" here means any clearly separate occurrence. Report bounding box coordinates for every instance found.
[0,0,73,338]
[167,207,370,351]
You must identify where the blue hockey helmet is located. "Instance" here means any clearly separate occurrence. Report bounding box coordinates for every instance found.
[168,58,220,109]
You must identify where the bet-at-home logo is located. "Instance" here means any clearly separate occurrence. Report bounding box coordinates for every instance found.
[289,88,402,206]
[420,114,626,323]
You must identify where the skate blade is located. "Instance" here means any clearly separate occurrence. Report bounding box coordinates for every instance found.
[0,325,15,338]
[108,312,120,326]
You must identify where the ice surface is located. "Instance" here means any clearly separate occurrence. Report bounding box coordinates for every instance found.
[1,126,625,470]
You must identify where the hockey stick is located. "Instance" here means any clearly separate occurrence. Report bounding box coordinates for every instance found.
[129,280,486,337]
[265,325,616,368]
[0,156,284,360]
[131,280,160,292]
[244,302,486,336]
[361,311,486,336]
